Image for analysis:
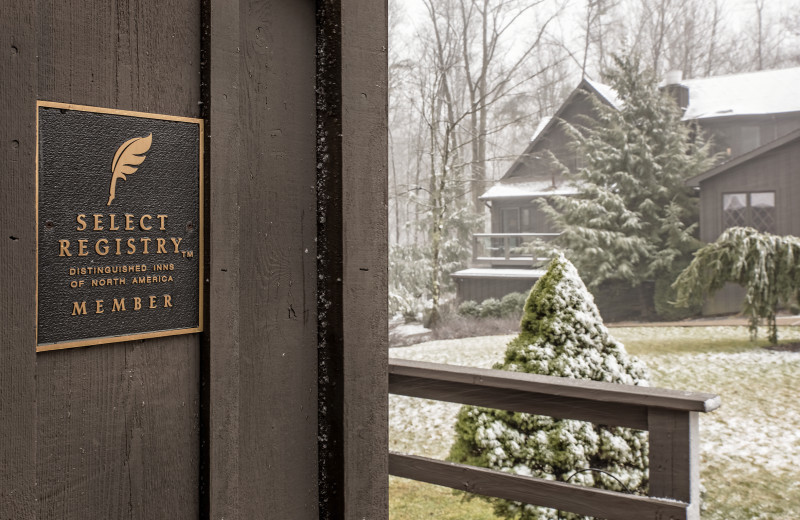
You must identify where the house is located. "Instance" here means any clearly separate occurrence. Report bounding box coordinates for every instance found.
[677,67,800,159]
[687,128,800,314]
[452,67,800,318]
[680,68,800,314]
[451,78,619,306]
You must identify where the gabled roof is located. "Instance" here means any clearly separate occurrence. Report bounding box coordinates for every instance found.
[679,67,800,120]
[686,127,800,186]
[497,77,617,183]
[490,66,800,197]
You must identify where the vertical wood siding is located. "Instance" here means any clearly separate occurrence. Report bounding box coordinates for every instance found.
[0,1,203,518]
[0,2,38,519]
[699,139,800,242]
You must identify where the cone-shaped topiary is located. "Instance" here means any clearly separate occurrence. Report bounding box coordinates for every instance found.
[448,253,650,520]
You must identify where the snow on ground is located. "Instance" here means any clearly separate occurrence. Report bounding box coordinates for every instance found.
[389,328,800,480]
[652,349,800,477]
[389,335,513,459]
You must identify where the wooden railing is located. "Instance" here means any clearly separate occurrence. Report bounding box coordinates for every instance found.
[388,358,720,520]
[472,233,561,266]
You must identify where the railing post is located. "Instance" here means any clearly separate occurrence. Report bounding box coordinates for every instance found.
[504,236,510,261]
[648,409,701,519]
[473,235,478,263]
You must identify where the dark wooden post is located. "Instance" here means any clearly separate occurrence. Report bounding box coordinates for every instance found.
[203,0,243,517]
[204,0,388,518]
[316,0,389,516]
[1,3,37,519]
[648,409,701,519]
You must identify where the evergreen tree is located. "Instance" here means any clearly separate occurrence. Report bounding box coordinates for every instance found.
[449,254,650,520]
[673,226,800,344]
[541,54,716,313]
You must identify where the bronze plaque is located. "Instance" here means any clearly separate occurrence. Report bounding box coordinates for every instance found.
[36,101,204,351]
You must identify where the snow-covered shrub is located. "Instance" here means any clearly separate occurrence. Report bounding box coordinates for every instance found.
[500,292,528,318]
[673,226,800,343]
[449,254,650,520]
[457,300,481,318]
[479,298,503,318]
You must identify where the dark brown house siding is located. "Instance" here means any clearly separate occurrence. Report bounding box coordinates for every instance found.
[453,276,539,303]
[697,137,800,242]
[692,131,800,315]
[698,112,800,161]
[505,90,598,181]
[490,199,558,234]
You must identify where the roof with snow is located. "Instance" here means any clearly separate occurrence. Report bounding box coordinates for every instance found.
[497,77,617,184]
[584,77,622,109]
[450,268,546,279]
[679,67,800,120]
[529,116,553,142]
[479,179,580,200]
[491,67,800,199]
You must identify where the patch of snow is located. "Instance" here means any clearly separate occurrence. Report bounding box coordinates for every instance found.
[479,179,581,200]
[649,348,800,476]
[450,268,546,279]
[530,116,553,142]
[389,327,800,486]
[390,322,430,338]
[584,77,623,109]
[680,67,800,120]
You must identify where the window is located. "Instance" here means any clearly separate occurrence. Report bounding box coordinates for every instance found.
[722,192,775,233]
[502,208,519,233]
[740,126,761,154]
[521,208,532,232]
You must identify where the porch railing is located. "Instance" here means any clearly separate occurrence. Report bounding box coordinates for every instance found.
[472,233,561,266]
[388,358,720,520]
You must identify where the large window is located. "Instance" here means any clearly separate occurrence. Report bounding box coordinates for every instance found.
[502,206,542,233]
[722,191,775,233]
[739,125,761,154]
[502,208,520,233]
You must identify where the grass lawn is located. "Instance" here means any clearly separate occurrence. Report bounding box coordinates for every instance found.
[389,325,800,520]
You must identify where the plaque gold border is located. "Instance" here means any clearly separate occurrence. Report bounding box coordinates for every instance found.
[35,101,205,352]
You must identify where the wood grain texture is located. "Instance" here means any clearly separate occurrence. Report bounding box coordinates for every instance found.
[390,359,720,413]
[340,0,389,517]
[0,2,37,518]
[390,373,649,430]
[204,0,242,518]
[389,453,690,520]
[648,410,701,519]
[34,1,202,518]
[238,1,319,517]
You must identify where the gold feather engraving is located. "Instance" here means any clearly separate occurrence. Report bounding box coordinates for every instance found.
[107,133,152,206]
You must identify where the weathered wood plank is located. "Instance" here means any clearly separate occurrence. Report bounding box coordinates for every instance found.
[390,358,720,413]
[648,409,701,519]
[389,453,690,520]
[390,373,649,429]
[238,1,319,517]
[339,0,389,517]
[204,0,242,518]
[34,1,202,518]
[0,1,37,518]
